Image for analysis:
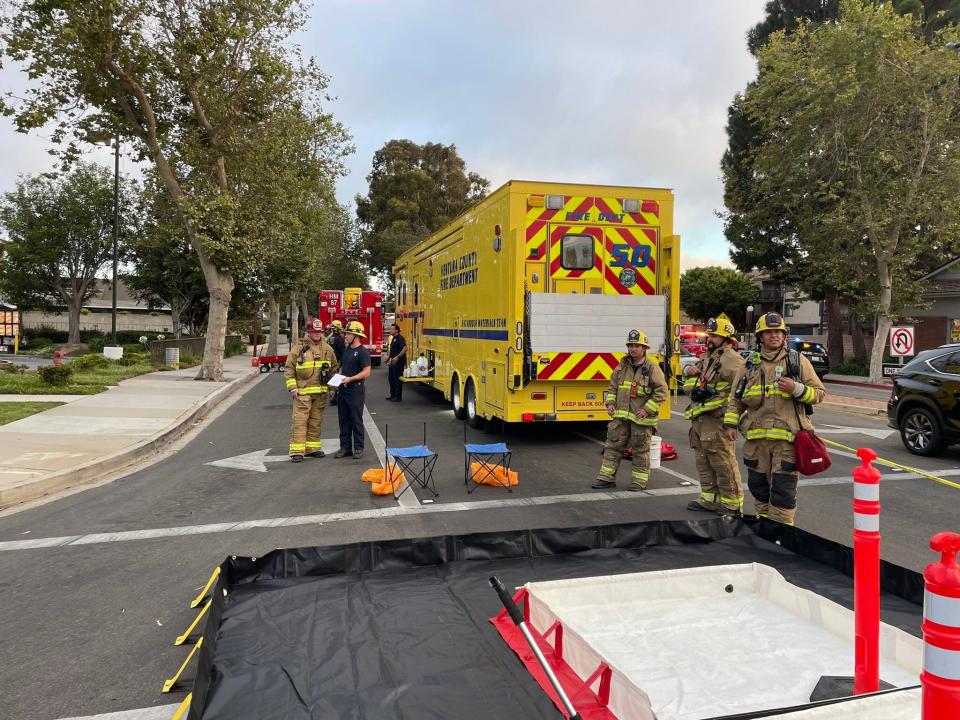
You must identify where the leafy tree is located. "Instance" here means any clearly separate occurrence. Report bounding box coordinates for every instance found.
[356,140,489,282]
[0,0,349,380]
[0,162,136,343]
[125,181,206,338]
[744,0,960,381]
[680,267,758,327]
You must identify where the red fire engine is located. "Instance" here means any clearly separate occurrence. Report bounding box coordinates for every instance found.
[318,288,385,366]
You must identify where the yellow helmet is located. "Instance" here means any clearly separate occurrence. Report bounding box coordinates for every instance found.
[330,320,343,329]
[344,320,367,339]
[706,313,736,340]
[755,311,788,335]
[625,329,651,348]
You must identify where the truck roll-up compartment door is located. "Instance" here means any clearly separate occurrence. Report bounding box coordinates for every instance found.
[528,292,666,354]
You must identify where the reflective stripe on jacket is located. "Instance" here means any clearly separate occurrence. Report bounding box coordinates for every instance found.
[683,344,744,421]
[284,340,338,394]
[604,356,668,427]
[723,349,825,441]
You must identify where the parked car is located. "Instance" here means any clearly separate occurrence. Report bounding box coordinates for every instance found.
[887,344,960,456]
[789,338,830,378]
[735,339,829,378]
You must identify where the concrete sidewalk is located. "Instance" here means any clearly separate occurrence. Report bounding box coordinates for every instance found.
[0,353,262,510]
[824,372,892,389]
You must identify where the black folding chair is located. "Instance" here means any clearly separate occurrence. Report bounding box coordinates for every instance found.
[385,423,439,501]
[464,421,513,494]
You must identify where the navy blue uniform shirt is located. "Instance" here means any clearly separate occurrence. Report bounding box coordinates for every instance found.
[341,344,371,380]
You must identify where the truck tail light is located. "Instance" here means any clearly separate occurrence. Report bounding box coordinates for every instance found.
[545,195,564,210]
[522,413,535,422]
[622,198,640,213]
[531,392,547,400]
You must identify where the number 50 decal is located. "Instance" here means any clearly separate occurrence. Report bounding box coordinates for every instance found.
[610,244,651,268]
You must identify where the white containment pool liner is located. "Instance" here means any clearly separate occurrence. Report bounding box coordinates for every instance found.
[521,563,921,719]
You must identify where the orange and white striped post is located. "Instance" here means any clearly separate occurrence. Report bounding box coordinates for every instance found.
[922,531,960,719]
[852,447,881,695]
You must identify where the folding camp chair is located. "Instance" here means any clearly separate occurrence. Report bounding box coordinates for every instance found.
[385,423,439,501]
[464,421,513,494]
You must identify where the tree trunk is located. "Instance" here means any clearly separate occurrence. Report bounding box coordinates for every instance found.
[851,314,868,359]
[67,297,82,345]
[869,256,893,383]
[298,292,310,326]
[195,261,234,381]
[170,299,182,339]
[825,290,844,365]
[266,289,280,356]
[251,300,261,353]
[290,292,300,346]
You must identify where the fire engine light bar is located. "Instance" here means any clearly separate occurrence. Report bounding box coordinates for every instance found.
[623,198,640,213]
[545,195,564,210]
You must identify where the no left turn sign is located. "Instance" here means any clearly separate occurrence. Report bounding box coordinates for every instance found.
[889,326,915,357]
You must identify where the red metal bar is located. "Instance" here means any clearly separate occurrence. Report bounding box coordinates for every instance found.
[852,447,881,695]
[922,531,960,719]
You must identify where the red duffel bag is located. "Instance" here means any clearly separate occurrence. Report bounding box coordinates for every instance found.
[793,409,832,476]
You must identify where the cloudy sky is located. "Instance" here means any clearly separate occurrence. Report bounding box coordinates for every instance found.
[0,0,767,271]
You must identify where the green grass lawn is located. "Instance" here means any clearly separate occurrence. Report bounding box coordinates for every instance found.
[0,362,158,395]
[0,401,65,425]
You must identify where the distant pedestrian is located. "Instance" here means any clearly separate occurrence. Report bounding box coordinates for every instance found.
[591,329,668,491]
[334,321,372,460]
[385,323,407,401]
[284,317,338,462]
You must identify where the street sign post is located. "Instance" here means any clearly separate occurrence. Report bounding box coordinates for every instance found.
[889,326,915,358]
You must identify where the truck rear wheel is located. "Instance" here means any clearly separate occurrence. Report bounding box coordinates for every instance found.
[465,379,483,429]
[452,375,466,420]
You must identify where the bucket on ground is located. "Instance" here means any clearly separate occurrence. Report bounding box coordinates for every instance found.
[164,347,180,369]
[103,346,123,360]
[649,435,662,469]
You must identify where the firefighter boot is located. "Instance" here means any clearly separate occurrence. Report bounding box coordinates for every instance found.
[289,394,312,459]
[593,419,628,488]
[768,472,799,525]
[628,425,651,491]
[305,394,327,457]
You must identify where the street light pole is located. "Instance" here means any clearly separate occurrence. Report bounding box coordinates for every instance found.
[111,138,119,348]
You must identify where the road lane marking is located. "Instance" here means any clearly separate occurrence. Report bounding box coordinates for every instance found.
[364,406,420,508]
[5,467,954,552]
[57,705,180,720]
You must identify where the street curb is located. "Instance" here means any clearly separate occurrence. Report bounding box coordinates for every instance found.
[824,377,892,391]
[0,366,263,510]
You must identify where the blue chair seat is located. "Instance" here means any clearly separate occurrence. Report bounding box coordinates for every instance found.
[387,445,435,459]
[464,442,509,454]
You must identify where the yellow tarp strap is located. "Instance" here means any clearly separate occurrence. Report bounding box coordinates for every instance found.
[175,599,212,646]
[171,693,192,720]
[190,566,220,609]
[162,637,202,693]
[821,438,960,490]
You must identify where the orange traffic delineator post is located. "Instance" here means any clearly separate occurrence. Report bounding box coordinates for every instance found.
[922,531,960,719]
[810,447,892,702]
[853,447,882,695]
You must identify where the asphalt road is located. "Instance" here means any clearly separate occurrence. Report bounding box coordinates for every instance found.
[823,378,894,403]
[0,353,60,368]
[1,367,958,719]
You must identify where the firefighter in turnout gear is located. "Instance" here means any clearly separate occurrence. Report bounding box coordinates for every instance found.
[723,312,825,525]
[591,329,668,491]
[683,313,746,517]
[284,317,338,462]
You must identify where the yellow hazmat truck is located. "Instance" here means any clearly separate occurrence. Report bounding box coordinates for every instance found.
[393,180,681,426]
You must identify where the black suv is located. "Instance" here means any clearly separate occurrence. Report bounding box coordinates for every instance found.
[737,339,830,377]
[887,344,960,455]
[790,338,830,377]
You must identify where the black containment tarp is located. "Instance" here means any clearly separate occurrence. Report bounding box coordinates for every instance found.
[186,518,924,720]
